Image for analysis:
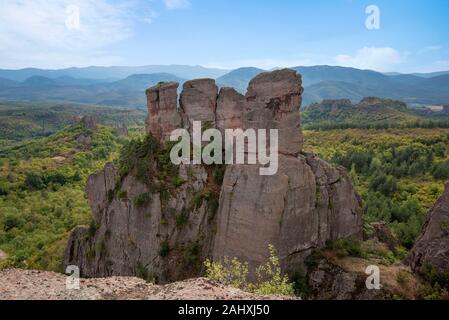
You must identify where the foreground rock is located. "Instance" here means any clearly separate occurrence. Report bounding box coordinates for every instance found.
[64,69,362,283]
[410,183,449,275]
[0,269,294,300]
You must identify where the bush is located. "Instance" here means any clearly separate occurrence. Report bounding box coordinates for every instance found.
[326,238,366,258]
[204,257,249,290]
[25,173,46,190]
[292,270,310,297]
[432,160,449,180]
[204,245,295,296]
[159,241,170,257]
[133,193,150,208]
[175,211,188,227]
[253,245,295,296]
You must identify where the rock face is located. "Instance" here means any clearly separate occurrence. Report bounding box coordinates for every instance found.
[64,69,362,283]
[145,82,182,142]
[409,183,449,275]
[180,79,218,129]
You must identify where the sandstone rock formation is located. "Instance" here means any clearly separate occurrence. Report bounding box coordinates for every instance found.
[145,82,182,142]
[64,69,362,283]
[409,183,449,275]
[80,115,97,130]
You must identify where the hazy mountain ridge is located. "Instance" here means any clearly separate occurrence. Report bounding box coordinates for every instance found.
[0,65,228,82]
[0,73,186,108]
[1,65,449,108]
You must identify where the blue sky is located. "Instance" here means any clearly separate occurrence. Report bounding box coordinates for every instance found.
[1,0,448,72]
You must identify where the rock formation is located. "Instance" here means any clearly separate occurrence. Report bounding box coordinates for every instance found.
[80,115,97,130]
[145,82,182,142]
[409,183,449,275]
[64,69,362,283]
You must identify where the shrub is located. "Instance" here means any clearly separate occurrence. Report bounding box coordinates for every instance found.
[396,270,409,288]
[292,270,310,297]
[118,190,128,200]
[432,160,449,180]
[204,257,249,290]
[253,245,295,296]
[25,173,46,190]
[326,238,366,258]
[204,245,295,296]
[133,193,150,208]
[175,211,188,227]
[174,177,185,187]
[159,241,170,258]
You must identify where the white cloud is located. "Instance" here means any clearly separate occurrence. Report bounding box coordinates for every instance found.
[335,47,406,72]
[0,0,153,69]
[163,0,190,10]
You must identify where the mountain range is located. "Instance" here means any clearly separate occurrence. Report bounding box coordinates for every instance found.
[0,65,448,108]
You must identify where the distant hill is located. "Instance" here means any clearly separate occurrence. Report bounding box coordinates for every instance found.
[216,67,265,93]
[293,65,390,87]
[108,73,184,91]
[215,65,449,106]
[0,73,186,108]
[0,65,228,82]
[1,65,449,108]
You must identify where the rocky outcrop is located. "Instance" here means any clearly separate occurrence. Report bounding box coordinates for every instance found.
[180,79,218,129]
[64,69,362,283]
[80,115,97,130]
[368,222,398,254]
[114,124,128,137]
[216,87,244,134]
[145,82,182,142]
[409,183,449,275]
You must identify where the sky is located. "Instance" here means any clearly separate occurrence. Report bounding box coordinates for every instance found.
[0,0,448,73]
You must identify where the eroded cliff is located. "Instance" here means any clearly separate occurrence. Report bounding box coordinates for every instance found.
[64,69,362,283]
